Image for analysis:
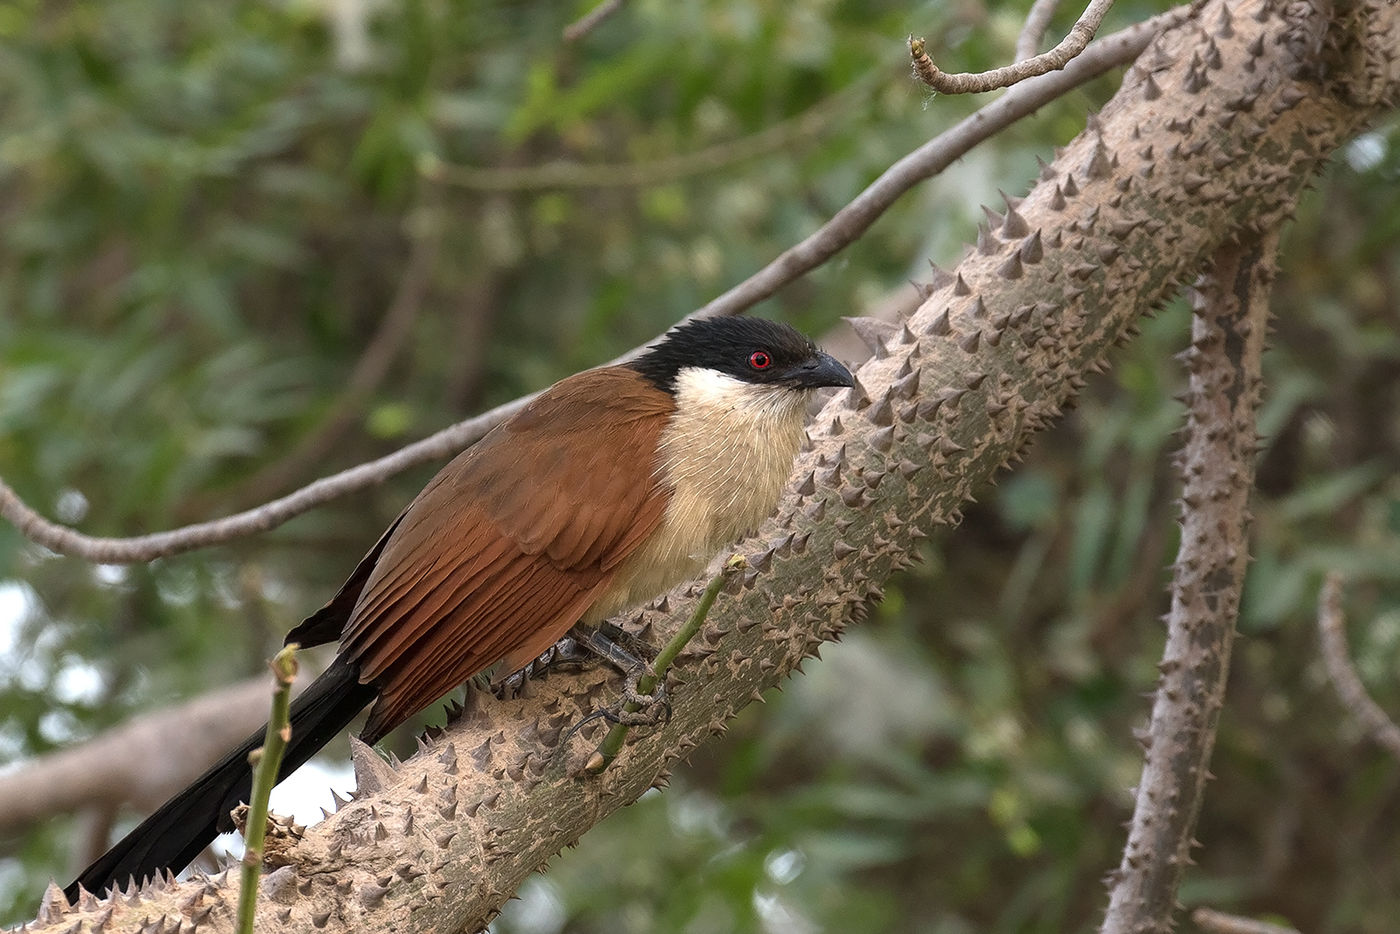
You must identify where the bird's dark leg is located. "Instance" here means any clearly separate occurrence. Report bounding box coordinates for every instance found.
[574,622,649,671]
[570,623,672,727]
[505,623,671,727]
[492,631,597,698]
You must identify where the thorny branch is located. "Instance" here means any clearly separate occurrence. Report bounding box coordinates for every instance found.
[1317,573,1400,762]
[0,9,1186,566]
[910,0,1116,94]
[1100,234,1279,932]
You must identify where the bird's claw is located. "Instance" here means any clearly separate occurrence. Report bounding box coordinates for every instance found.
[559,667,671,745]
[622,667,672,725]
[549,623,672,746]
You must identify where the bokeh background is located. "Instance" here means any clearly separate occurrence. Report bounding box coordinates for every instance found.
[2,0,1399,931]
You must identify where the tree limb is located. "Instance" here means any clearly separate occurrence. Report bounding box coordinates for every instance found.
[1100,228,1278,931]
[0,676,310,836]
[1192,907,1301,934]
[0,8,1183,566]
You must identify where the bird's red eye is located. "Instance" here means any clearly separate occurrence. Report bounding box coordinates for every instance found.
[749,351,772,370]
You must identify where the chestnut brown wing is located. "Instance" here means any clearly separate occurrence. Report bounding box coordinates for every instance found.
[338,367,675,742]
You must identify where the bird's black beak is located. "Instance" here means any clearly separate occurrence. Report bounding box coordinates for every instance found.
[785,351,854,389]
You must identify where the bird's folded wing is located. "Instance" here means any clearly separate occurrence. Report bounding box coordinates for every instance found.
[339,367,675,741]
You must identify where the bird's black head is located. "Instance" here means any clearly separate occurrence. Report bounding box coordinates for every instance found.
[630,316,854,395]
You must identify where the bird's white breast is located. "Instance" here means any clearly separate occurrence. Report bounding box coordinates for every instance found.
[585,367,809,621]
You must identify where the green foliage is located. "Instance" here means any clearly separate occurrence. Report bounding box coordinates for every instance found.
[1,0,1398,930]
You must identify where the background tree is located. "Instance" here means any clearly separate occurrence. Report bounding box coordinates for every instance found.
[0,0,1398,932]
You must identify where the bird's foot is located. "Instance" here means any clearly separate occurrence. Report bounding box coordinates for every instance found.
[576,622,671,723]
[619,666,672,725]
[552,624,672,743]
[561,673,670,743]
[494,639,589,698]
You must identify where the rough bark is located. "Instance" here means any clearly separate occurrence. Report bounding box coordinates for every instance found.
[1100,235,1277,932]
[22,0,1400,930]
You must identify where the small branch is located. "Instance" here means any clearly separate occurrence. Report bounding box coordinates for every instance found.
[910,0,1116,94]
[237,646,299,934]
[1191,908,1300,934]
[563,0,623,42]
[0,7,1189,565]
[207,225,441,514]
[1018,0,1066,61]
[432,80,869,192]
[1100,234,1279,932]
[1317,573,1400,762]
[0,399,530,563]
[585,556,746,774]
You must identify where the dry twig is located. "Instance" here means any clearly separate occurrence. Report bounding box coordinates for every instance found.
[195,224,441,515]
[911,0,1116,94]
[1317,572,1400,762]
[432,79,869,192]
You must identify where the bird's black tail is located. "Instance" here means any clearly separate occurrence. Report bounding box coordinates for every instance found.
[66,659,377,901]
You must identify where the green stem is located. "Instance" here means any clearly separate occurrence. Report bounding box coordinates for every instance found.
[585,555,747,774]
[236,644,299,934]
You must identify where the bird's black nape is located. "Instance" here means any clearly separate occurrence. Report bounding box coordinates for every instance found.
[628,316,825,394]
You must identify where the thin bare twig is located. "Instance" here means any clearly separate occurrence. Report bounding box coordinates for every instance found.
[1100,234,1279,933]
[911,0,1116,94]
[1018,0,1066,61]
[1318,573,1400,762]
[195,225,441,515]
[563,0,624,42]
[432,79,872,192]
[0,7,1191,565]
[1191,908,1301,934]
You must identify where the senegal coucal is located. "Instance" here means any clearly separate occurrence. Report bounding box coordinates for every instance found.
[67,315,853,898]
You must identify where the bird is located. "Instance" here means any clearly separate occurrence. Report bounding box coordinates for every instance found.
[66,314,853,899]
